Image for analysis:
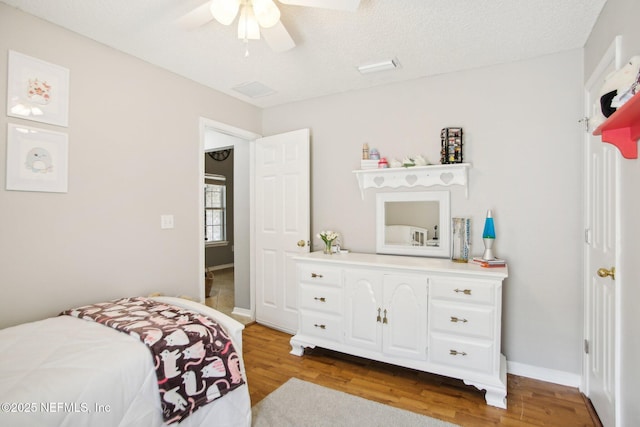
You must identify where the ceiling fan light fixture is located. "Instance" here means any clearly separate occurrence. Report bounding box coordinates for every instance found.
[357,58,400,74]
[252,0,281,28]
[210,0,240,25]
[238,5,261,40]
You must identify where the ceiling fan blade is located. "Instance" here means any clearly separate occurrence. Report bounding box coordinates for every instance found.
[278,0,360,12]
[177,2,213,30]
[261,21,295,52]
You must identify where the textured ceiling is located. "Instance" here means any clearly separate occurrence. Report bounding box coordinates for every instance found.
[1,0,607,108]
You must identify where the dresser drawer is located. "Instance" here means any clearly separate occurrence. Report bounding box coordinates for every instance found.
[299,310,342,342]
[430,301,495,340]
[430,277,496,305]
[429,335,494,374]
[299,284,342,314]
[298,264,342,287]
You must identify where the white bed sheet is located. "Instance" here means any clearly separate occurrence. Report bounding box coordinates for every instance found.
[0,297,251,427]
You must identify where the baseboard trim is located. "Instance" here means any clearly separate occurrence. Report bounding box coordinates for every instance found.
[232,307,253,319]
[507,361,581,387]
[207,263,234,272]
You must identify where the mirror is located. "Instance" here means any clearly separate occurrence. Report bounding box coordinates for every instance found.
[376,191,451,258]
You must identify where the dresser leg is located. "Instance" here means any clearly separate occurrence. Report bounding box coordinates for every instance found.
[464,354,508,409]
[484,386,507,409]
[289,336,313,356]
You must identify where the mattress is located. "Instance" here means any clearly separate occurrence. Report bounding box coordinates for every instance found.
[0,296,251,427]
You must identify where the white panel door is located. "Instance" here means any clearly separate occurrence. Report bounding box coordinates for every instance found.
[254,129,310,333]
[584,40,620,427]
[382,274,428,360]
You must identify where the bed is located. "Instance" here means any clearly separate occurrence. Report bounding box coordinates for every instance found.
[0,296,251,427]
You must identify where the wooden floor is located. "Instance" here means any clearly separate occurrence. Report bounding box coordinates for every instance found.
[243,323,600,427]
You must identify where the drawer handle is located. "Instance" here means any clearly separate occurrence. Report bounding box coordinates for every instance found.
[311,273,324,278]
[314,297,326,302]
[454,288,472,295]
[450,316,468,323]
[449,349,467,356]
[314,324,326,330]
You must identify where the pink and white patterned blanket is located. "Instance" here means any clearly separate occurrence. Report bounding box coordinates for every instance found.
[61,297,245,424]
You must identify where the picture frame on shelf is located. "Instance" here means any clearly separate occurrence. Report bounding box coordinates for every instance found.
[6,50,70,127]
[6,123,69,193]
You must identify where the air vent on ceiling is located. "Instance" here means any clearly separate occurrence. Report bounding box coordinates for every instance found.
[232,81,276,98]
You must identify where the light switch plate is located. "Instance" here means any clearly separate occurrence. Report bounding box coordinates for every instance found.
[160,214,174,229]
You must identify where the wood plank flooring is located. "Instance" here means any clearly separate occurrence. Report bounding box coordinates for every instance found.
[242,323,600,427]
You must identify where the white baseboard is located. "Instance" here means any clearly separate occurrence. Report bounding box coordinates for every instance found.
[207,263,234,272]
[231,307,253,319]
[507,361,581,387]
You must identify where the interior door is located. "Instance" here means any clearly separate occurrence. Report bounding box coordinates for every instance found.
[584,39,621,427]
[254,129,310,333]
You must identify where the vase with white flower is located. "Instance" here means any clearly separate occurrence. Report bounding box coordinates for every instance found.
[318,230,339,255]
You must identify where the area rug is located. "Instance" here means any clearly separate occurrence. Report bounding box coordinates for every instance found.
[251,378,458,427]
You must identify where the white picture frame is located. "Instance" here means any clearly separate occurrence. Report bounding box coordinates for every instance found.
[6,123,69,193]
[6,50,70,127]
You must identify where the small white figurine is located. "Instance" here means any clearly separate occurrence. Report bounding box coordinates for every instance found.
[389,158,402,168]
[402,156,415,167]
[414,155,428,166]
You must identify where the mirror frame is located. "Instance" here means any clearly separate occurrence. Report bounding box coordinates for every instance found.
[376,191,451,258]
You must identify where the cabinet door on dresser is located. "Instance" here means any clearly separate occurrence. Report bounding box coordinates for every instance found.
[428,276,502,375]
[344,270,428,360]
[382,274,428,360]
[344,269,383,351]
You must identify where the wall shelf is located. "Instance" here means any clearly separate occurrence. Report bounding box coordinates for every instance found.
[593,92,640,159]
[353,163,470,199]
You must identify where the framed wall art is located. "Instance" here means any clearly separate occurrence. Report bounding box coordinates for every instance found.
[6,50,70,127]
[6,123,69,193]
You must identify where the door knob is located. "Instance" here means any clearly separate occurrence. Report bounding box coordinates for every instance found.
[597,267,615,280]
[297,240,306,247]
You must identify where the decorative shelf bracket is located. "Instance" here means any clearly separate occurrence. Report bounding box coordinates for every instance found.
[353,163,470,199]
[598,124,640,159]
[593,92,640,159]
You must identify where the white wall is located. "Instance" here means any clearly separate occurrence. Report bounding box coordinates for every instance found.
[584,0,640,424]
[263,50,585,378]
[0,4,261,329]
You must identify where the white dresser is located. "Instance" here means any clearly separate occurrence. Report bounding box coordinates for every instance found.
[290,251,509,408]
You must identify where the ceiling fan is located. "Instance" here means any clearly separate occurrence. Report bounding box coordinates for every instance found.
[179,0,361,54]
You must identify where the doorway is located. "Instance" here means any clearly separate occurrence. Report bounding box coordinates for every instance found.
[204,148,240,321]
[199,118,260,324]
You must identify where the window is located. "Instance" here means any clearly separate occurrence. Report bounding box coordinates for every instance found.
[204,174,227,245]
